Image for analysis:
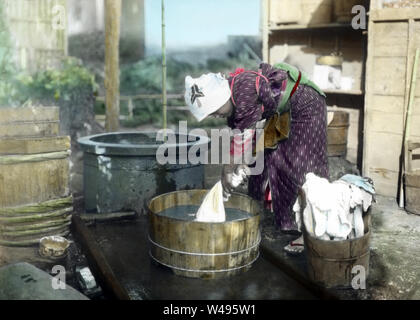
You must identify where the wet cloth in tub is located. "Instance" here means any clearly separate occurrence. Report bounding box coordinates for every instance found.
[196,181,226,222]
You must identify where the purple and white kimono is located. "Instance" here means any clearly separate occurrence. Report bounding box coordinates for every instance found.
[227,63,329,232]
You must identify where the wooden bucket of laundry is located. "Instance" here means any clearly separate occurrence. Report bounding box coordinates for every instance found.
[303,214,371,288]
[327,110,349,157]
[405,141,420,216]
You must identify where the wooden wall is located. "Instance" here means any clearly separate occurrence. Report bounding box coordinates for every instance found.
[268,29,364,91]
[4,0,67,73]
[267,28,365,167]
[363,6,420,196]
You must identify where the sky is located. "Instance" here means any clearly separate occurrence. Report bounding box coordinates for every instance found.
[145,0,261,50]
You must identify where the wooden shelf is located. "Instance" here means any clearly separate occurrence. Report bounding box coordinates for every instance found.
[323,89,364,95]
[269,22,354,32]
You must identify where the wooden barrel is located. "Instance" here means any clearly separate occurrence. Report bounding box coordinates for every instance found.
[148,190,261,279]
[0,107,72,247]
[327,110,349,157]
[405,171,420,215]
[0,150,70,208]
[334,0,366,23]
[300,0,333,25]
[303,214,371,288]
[405,141,420,215]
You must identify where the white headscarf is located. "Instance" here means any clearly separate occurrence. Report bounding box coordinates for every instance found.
[184,73,231,122]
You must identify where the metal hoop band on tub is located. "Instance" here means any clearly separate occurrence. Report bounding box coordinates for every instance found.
[149,250,260,273]
[148,233,261,256]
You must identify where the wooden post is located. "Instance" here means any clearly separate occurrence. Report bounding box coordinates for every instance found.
[104,0,122,132]
[162,0,167,134]
[400,48,420,207]
[262,0,269,63]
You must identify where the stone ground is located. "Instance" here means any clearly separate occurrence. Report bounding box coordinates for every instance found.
[367,196,420,299]
[0,233,91,297]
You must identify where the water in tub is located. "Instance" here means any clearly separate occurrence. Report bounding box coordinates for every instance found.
[157,181,252,223]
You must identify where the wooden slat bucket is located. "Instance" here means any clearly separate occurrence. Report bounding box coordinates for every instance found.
[0,107,60,138]
[0,107,72,247]
[148,190,261,279]
[303,214,371,288]
[327,110,349,157]
[405,141,420,216]
[0,150,70,208]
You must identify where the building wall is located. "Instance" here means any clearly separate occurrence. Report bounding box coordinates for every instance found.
[120,0,145,62]
[4,0,67,72]
[67,0,103,35]
[67,0,145,61]
[363,5,420,197]
[267,29,365,168]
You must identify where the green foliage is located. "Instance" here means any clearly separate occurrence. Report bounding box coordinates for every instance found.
[1,57,98,107]
[120,56,198,95]
[0,1,18,106]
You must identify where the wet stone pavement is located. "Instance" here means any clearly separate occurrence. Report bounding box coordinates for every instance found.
[88,214,318,300]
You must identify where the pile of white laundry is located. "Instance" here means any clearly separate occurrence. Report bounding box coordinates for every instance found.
[294,173,375,241]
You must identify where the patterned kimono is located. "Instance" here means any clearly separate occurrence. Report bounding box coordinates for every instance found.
[227,63,329,231]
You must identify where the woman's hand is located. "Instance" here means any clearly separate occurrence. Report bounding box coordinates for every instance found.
[221,165,235,201]
[221,164,250,201]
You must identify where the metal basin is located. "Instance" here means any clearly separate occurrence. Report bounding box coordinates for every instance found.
[78,132,210,214]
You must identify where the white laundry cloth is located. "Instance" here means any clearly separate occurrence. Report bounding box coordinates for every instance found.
[348,183,373,238]
[300,173,373,241]
[303,173,352,240]
[196,181,226,223]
